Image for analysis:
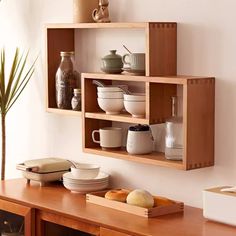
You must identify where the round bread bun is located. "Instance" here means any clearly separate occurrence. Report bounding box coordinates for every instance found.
[126,189,154,208]
[105,189,130,202]
[154,196,175,207]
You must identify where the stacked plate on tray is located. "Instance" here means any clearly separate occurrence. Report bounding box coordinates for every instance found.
[62,171,109,194]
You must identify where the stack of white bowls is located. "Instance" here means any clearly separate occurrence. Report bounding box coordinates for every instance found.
[97,87,124,115]
[62,164,109,193]
[124,93,146,118]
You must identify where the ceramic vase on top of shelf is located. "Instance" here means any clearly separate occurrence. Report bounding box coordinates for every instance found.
[55,52,78,110]
[165,96,183,160]
[73,0,99,23]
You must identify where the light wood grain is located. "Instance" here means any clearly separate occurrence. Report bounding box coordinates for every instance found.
[1,179,236,236]
[87,190,184,218]
[38,211,99,235]
[46,108,81,116]
[84,147,184,170]
[85,112,149,124]
[148,83,177,124]
[183,78,215,170]
[0,198,33,236]
[81,73,203,84]
[100,228,131,236]
[146,22,177,76]
[46,28,74,110]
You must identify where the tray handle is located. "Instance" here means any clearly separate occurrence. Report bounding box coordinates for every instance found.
[16,164,39,172]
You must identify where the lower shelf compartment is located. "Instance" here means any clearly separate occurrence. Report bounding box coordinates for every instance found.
[84,147,184,170]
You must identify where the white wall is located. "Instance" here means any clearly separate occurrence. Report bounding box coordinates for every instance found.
[0,0,236,208]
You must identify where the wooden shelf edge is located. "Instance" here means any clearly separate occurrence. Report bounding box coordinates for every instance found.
[81,73,214,85]
[47,108,82,116]
[45,22,177,29]
[85,112,149,124]
[84,148,184,170]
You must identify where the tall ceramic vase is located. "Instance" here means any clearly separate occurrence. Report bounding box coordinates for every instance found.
[73,0,99,23]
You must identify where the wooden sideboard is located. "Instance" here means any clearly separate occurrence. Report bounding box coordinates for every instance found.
[0,179,235,236]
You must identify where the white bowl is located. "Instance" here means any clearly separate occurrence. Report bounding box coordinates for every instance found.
[71,164,100,179]
[97,91,124,99]
[124,93,146,101]
[98,98,124,115]
[124,101,146,118]
[97,87,123,93]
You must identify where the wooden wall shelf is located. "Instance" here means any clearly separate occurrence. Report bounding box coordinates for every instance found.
[45,22,177,115]
[82,73,215,170]
[47,108,81,116]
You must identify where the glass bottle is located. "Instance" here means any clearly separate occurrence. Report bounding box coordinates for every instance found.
[55,51,78,109]
[71,88,81,111]
[165,96,183,160]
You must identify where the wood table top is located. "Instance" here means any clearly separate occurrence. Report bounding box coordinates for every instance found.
[0,179,235,236]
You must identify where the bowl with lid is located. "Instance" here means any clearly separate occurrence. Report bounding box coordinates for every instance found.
[101,50,123,74]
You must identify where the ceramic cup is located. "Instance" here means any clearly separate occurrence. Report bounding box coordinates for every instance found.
[92,127,122,149]
[122,53,145,70]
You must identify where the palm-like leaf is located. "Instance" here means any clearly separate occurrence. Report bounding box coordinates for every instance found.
[0,48,36,115]
[0,48,37,180]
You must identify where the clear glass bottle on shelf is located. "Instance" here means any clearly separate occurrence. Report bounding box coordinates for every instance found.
[71,88,81,111]
[55,51,79,109]
[165,96,183,160]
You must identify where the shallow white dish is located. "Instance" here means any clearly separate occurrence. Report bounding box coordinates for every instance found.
[124,100,146,118]
[97,98,124,115]
[124,93,146,101]
[63,171,109,182]
[63,180,108,193]
[71,164,100,179]
[97,91,124,99]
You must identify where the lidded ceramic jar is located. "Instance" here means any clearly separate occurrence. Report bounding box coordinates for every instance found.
[126,125,154,155]
[101,50,123,74]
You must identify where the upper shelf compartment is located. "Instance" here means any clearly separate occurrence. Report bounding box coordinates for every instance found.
[45,22,177,114]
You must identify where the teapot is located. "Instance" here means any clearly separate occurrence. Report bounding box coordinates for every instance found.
[126,125,154,155]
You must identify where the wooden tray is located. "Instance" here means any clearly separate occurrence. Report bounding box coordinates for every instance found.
[86,190,184,218]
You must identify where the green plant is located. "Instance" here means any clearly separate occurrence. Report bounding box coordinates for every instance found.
[0,48,37,180]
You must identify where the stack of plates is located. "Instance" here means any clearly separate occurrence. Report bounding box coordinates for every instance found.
[62,172,109,193]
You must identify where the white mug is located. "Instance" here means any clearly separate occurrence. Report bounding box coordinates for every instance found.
[122,53,145,70]
[92,127,123,149]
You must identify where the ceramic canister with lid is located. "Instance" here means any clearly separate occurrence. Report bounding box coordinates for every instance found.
[126,125,154,155]
[101,50,123,74]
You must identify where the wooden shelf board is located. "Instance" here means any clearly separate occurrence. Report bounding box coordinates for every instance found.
[45,22,176,29]
[84,147,184,170]
[85,112,149,124]
[82,73,214,85]
[47,108,81,116]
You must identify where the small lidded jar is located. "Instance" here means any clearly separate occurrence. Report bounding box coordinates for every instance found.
[101,50,123,74]
[71,88,81,111]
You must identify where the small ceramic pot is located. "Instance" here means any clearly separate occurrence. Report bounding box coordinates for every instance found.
[101,50,123,74]
[126,125,154,155]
